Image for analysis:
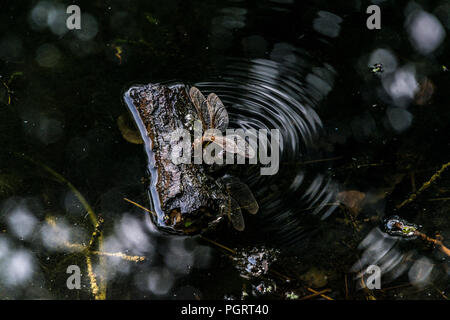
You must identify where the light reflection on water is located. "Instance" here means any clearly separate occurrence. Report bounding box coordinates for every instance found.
[352,227,441,290]
[0,0,449,299]
[196,52,339,245]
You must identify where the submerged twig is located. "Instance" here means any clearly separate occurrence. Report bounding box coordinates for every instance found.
[427,197,450,201]
[90,250,145,262]
[122,199,238,257]
[200,235,237,255]
[123,197,157,218]
[380,283,411,292]
[123,200,331,297]
[387,218,450,257]
[269,269,292,282]
[45,217,146,262]
[298,202,340,213]
[88,216,104,250]
[305,288,333,300]
[113,45,123,64]
[17,154,109,298]
[47,215,145,299]
[433,285,449,300]
[1,72,22,105]
[300,288,332,300]
[16,153,97,226]
[86,255,102,299]
[397,161,450,209]
[414,231,450,257]
[282,156,343,166]
[1,79,12,105]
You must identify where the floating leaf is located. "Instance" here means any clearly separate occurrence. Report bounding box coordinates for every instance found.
[337,190,366,216]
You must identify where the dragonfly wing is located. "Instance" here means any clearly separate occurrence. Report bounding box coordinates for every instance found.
[226,197,245,231]
[207,93,229,131]
[224,177,259,215]
[189,86,210,130]
[212,135,256,159]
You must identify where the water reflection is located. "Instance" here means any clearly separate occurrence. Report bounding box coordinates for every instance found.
[352,225,442,291]
[146,267,175,295]
[352,228,410,287]
[0,249,36,287]
[0,0,448,299]
[313,11,343,38]
[406,10,446,55]
[40,218,74,250]
[36,44,62,68]
[408,257,435,288]
[348,0,449,295]
[0,212,38,293]
[113,214,153,254]
[6,204,38,240]
[196,50,339,246]
[382,65,418,106]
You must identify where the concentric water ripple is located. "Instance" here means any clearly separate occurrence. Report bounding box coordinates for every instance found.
[195,54,339,247]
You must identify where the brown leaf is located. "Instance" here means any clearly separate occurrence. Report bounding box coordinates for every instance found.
[415,78,435,106]
[337,190,366,216]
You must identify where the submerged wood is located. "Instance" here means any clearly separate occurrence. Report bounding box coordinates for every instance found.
[123,83,231,234]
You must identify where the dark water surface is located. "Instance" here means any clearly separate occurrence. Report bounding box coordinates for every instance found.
[0,0,449,299]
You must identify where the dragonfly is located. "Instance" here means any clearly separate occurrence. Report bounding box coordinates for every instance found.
[189,86,256,160]
[189,86,258,231]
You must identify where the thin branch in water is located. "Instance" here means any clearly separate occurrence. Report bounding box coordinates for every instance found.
[123,197,157,218]
[282,156,343,166]
[45,217,146,262]
[269,269,292,282]
[88,216,104,250]
[16,153,97,226]
[298,202,340,213]
[86,255,101,299]
[200,236,236,255]
[380,283,411,292]
[414,231,450,257]
[397,161,450,209]
[306,288,333,300]
[90,250,145,262]
[300,288,331,300]
[427,197,450,201]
